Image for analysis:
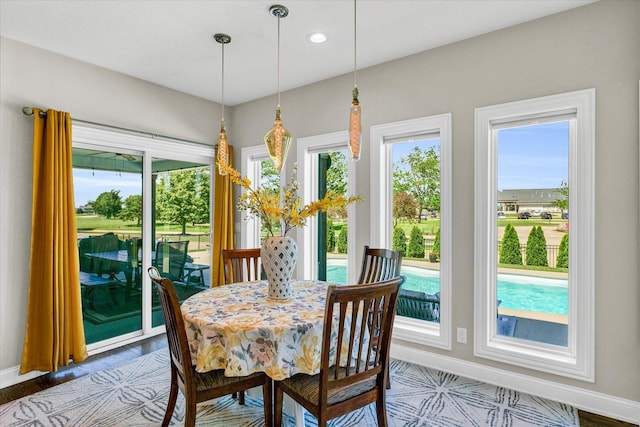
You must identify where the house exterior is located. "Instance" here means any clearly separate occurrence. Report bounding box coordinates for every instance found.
[1,1,638,423]
[498,188,565,213]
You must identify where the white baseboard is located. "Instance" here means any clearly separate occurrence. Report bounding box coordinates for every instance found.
[0,366,44,389]
[390,341,640,425]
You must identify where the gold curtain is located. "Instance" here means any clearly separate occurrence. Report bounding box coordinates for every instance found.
[20,109,87,374]
[211,145,235,287]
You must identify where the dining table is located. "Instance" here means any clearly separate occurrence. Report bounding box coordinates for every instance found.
[181,279,362,426]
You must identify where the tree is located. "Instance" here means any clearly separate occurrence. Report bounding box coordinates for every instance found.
[525,226,549,267]
[326,152,349,220]
[407,226,425,258]
[260,159,280,194]
[93,190,122,219]
[500,223,523,265]
[430,228,441,262]
[551,180,569,212]
[156,168,209,235]
[119,194,142,226]
[393,146,440,222]
[393,191,419,226]
[327,219,336,252]
[556,233,569,268]
[337,225,348,253]
[327,152,347,195]
[392,227,407,256]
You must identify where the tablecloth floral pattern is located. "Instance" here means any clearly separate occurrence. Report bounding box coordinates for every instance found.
[182,280,340,381]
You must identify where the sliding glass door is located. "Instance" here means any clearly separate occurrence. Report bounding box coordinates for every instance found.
[73,125,213,348]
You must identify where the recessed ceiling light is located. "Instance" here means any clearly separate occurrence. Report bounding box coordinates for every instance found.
[307,32,328,44]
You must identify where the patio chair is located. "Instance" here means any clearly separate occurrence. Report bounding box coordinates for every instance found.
[154,240,189,283]
[147,266,272,427]
[274,276,404,427]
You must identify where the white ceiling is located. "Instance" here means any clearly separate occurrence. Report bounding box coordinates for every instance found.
[1,0,596,106]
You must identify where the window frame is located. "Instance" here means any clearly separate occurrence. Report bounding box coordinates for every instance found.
[370,114,452,350]
[474,89,595,381]
[296,131,358,282]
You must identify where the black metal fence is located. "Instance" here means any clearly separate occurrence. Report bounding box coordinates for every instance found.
[420,238,559,267]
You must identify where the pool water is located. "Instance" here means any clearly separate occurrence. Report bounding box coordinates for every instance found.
[326,261,568,315]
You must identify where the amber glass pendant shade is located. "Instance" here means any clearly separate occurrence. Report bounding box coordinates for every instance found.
[264,107,291,173]
[217,119,228,175]
[349,87,361,161]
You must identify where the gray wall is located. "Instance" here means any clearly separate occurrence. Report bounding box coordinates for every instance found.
[1,0,638,409]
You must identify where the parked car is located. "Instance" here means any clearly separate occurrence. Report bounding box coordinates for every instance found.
[517,211,531,219]
[541,212,553,219]
[497,212,506,219]
[561,212,569,219]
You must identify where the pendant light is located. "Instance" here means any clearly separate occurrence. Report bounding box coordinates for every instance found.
[348,0,361,161]
[264,4,291,174]
[215,33,231,175]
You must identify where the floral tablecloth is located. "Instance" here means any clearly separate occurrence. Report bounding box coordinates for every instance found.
[182,280,338,381]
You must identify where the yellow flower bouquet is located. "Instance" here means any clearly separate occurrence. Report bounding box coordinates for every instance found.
[218,162,362,237]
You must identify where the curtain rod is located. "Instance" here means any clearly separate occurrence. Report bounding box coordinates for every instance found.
[21,106,213,148]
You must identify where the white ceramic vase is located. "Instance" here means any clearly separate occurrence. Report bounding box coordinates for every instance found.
[261,235,297,299]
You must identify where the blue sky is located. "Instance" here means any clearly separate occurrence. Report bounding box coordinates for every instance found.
[496,121,569,190]
[73,169,141,207]
[391,121,569,191]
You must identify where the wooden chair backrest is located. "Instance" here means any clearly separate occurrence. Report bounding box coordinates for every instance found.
[319,276,404,402]
[357,246,402,284]
[147,266,194,387]
[222,248,261,284]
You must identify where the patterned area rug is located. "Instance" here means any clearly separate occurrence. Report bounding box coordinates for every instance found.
[0,350,578,426]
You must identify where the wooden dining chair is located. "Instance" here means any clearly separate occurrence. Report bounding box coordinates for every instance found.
[357,245,402,285]
[147,266,273,427]
[357,245,402,389]
[222,248,262,284]
[274,276,404,427]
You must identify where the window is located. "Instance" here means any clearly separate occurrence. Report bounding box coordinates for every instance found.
[474,89,595,381]
[73,125,213,348]
[296,132,358,282]
[371,114,452,350]
[240,145,279,249]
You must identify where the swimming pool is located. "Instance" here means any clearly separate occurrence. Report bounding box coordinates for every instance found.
[326,260,568,315]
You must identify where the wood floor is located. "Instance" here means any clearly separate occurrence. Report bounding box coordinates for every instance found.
[0,334,636,426]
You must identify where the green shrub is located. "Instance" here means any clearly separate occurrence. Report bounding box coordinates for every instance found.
[556,233,569,268]
[430,228,441,262]
[392,227,407,256]
[337,225,348,253]
[500,223,523,265]
[525,226,548,267]
[327,219,336,252]
[407,226,425,258]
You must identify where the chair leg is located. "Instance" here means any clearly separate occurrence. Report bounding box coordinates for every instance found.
[376,393,388,427]
[162,369,179,427]
[386,362,391,389]
[274,383,284,427]
[184,399,198,427]
[263,378,273,427]
[239,390,245,405]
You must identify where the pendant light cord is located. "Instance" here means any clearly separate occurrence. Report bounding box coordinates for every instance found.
[221,41,225,120]
[277,15,281,108]
[353,0,357,88]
